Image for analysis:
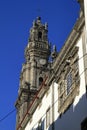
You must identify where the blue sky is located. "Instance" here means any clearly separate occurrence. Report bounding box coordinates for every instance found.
[0,0,80,130]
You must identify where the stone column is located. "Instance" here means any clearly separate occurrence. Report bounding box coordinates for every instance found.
[30,59,37,89]
[25,63,30,83]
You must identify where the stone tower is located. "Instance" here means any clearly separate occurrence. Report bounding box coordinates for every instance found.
[15,17,51,128]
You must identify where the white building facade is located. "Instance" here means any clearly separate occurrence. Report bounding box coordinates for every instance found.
[15,1,87,130]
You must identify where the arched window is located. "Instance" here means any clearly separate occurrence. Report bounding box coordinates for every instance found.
[38,31,42,40]
[39,77,43,86]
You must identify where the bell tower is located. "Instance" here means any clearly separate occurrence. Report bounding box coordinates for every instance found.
[15,17,51,128]
[24,17,50,89]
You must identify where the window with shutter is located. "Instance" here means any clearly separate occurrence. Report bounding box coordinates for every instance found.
[35,119,45,130]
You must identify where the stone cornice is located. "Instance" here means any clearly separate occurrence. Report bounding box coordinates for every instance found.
[48,15,85,85]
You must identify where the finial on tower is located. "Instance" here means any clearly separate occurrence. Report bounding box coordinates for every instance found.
[36,16,41,24]
[37,16,41,20]
[77,0,84,15]
[45,22,48,30]
[51,45,57,61]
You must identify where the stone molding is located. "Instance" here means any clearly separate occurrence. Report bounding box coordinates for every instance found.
[48,15,84,85]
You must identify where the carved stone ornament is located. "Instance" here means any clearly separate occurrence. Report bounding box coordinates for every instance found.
[58,46,80,114]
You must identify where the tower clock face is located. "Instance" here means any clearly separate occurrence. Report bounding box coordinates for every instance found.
[39,59,46,65]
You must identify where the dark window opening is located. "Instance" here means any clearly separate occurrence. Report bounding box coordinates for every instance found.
[38,32,42,40]
[39,77,43,86]
[81,117,87,130]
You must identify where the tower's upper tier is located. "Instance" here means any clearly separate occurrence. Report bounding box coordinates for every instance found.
[29,17,48,43]
[25,17,50,62]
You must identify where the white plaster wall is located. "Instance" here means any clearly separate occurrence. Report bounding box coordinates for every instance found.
[84,0,87,32]
[73,35,86,108]
[84,0,87,51]
[53,83,59,122]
